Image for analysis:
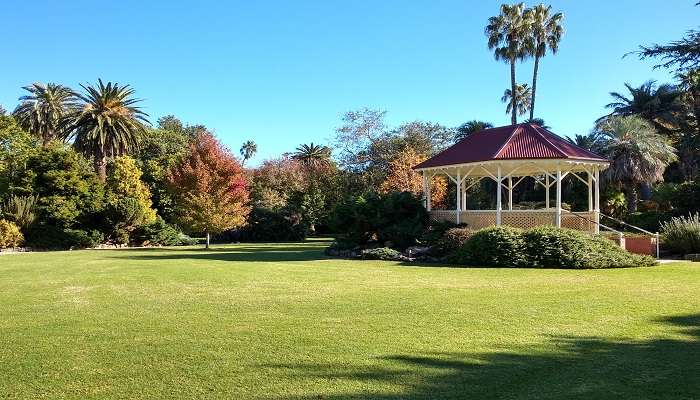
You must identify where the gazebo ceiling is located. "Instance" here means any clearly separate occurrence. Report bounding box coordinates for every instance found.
[414,123,609,173]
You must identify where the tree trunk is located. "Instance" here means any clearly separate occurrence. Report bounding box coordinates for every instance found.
[510,58,517,125]
[626,184,639,213]
[94,148,107,183]
[206,232,210,249]
[530,56,540,121]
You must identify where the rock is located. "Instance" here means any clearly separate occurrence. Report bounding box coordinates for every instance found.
[404,246,431,257]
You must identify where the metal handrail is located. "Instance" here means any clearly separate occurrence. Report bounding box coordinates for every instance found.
[560,209,623,236]
[562,210,660,259]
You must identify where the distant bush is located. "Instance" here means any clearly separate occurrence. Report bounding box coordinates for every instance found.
[420,220,458,247]
[661,213,700,255]
[131,217,188,246]
[435,227,474,256]
[0,219,24,249]
[331,191,429,249]
[25,225,103,249]
[217,207,308,243]
[361,247,402,261]
[450,226,526,267]
[523,226,654,269]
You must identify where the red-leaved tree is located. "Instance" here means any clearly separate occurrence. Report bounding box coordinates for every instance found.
[167,131,250,248]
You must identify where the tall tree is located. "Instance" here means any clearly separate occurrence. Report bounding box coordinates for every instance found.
[596,116,677,212]
[486,3,533,125]
[604,81,683,134]
[292,143,331,167]
[12,83,77,147]
[455,120,494,140]
[636,30,700,71]
[167,131,249,248]
[240,140,258,166]
[501,84,532,118]
[527,4,563,120]
[62,80,148,182]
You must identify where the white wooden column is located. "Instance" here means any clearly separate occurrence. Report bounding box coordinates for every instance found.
[461,183,467,210]
[508,176,513,211]
[426,173,432,212]
[545,174,550,210]
[594,166,600,234]
[456,170,461,224]
[496,165,502,225]
[587,168,593,212]
[555,165,562,228]
[422,173,428,209]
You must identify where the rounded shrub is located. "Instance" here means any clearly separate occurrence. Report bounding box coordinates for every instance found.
[523,226,655,269]
[0,219,24,249]
[361,247,402,261]
[451,226,526,267]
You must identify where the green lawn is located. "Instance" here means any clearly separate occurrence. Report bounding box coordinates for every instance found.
[1,240,699,399]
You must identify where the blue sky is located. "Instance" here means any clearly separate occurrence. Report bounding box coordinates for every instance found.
[1,1,697,165]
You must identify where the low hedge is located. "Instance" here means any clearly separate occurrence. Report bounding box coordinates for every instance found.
[361,247,402,261]
[450,225,655,269]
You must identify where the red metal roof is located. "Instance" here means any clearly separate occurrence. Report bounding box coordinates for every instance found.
[414,123,608,169]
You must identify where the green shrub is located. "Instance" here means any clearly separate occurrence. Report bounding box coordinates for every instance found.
[661,213,700,255]
[0,219,24,248]
[451,226,526,267]
[435,227,474,256]
[361,247,402,261]
[331,191,429,249]
[243,207,308,242]
[25,225,103,249]
[131,217,185,246]
[327,238,358,251]
[420,220,458,246]
[523,226,654,269]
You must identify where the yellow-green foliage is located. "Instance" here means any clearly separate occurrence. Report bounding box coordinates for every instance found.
[0,219,24,248]
[107,156,156,228]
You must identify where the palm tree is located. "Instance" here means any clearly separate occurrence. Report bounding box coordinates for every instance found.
[486,3,533,125]
[524,117,549,129]
[239,140,257,166]
[292,143,331,167]
[62,80,149,182]
[455,120,494,140]
[596,115,677,212]
[501,84,532,118]
[12,83,77,147]
[566,132,605,152]
[528,4,563,120]
[604,81,683,134]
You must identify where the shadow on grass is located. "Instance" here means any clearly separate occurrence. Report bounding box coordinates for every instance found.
[270,314,700,399]
[110,242,332,263]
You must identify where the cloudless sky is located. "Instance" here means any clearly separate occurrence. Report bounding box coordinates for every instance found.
[1,1,698,165]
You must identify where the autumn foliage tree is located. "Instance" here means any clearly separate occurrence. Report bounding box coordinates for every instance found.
[379,148,447,208]
[167,131,249,248]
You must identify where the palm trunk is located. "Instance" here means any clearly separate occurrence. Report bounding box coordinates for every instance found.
[626,184,638,213]
[510,58,517,125]
[94,147,107,183]
[530,55,540,121]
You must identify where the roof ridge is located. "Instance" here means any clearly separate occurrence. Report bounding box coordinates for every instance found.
[493,125,523,159]
[528,124,568,158]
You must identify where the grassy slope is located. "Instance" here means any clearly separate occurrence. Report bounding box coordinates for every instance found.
[0,239,699,399]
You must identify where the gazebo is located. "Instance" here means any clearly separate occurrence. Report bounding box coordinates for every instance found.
[413,123,610,233]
